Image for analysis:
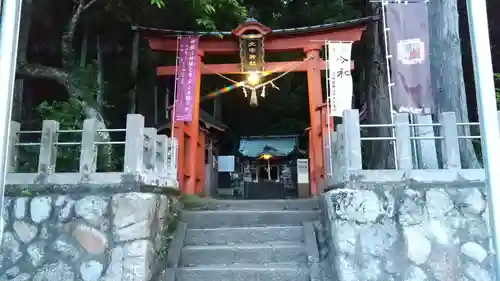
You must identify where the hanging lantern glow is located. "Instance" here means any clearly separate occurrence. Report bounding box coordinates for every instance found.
[247,71,261,86]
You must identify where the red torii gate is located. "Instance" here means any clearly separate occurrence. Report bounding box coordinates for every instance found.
[136,17,369,196]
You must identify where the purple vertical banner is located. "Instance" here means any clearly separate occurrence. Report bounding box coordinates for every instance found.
[174,36,199,122]
[386,2,434,114]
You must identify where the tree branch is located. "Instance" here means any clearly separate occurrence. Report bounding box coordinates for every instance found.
[16,63,70,86]
[83,0,98,10]
[61,0,98,69]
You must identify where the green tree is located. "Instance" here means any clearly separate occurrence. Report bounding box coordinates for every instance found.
[15,0,248,170]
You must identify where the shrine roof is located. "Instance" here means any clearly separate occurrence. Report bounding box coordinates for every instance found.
[238,135,299,158]
[132,16,375,38]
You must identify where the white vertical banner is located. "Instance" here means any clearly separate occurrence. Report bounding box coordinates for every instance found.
[326,41,354,117]
[296,159,309,184]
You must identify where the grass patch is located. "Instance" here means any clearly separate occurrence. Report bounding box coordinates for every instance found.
[157,196,181,260]
[179,193,217,210]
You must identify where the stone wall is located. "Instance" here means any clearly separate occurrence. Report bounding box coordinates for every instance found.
[0,192,178,281]
[319,180,494,281]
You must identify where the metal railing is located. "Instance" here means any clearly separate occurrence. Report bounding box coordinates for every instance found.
[6,114,178,187]
[325,110,490,182]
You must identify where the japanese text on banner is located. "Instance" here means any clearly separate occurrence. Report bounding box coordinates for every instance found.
[327,42,353,117]
[174,36,199,122]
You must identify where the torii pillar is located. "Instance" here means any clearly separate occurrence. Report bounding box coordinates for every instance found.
[175,50,204,195]
[305,45,325,195]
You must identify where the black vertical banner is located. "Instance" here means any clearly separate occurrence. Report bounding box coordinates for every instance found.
[239,34,265,72]
[386,3,434,114]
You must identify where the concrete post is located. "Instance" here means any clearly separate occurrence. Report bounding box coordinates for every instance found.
[79,118,98,180]
[124,114,145,174]
[336,124,347,183]
[323,133,334,184]
[497,111,500,135]
[7,121,20,172]
[143,128,157,173]
[170,138,178,179]
[38,120,59,174]
[414,114,439,169]
[342,110,362,171]
[156,135,168,176]
[331,131,343,183]
[395,113,413,170]
[439,112,461,169]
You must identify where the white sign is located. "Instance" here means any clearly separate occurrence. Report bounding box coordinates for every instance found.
[297,159,309,184]
[326,41,354,117]
[217,155,235,172]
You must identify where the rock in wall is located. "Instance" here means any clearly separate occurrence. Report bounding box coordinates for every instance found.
[320,182,493,281]
[0,192,179,281]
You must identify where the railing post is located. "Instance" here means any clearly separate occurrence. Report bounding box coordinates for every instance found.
[497,111,500,134]
[342,109,362,171]
[331,130,344,183]
[395,113,413,170]
[323,133,334,183]
[7,121,20,172]
[143,127,157,173]
[414,114,439,169]
[156,135,168,176]
[38,120,60,174]
[439,112,461,169]
[166,137,177,179]
[170,137,178,180]
[79,118,98,180]
[124,114,145,175]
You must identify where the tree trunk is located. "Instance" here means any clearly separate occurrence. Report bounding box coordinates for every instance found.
[13,0,32,122]
[17,0,114,170]
[361,4,395,169]
[96,36,104,112]
[428,0,480,168]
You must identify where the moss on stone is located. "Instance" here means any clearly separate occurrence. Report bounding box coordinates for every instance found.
[179,194,218,210]
[157,196,181,261]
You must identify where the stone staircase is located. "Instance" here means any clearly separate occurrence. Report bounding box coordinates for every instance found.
[160,199,322,281]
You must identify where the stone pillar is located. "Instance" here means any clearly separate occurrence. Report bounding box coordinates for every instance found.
[334,124,346,183]
[395,113,413,170]
[38,120,60,175]
[79,118,98,181]
[156,135,168,175]
[342,110,362,171]
[143,128,158,173]
[170,137,179,181]
[173,123,185,190]
[124,114,145,175]
[439,112,461,169]
[8,121,20,173]
[414,114,439,169]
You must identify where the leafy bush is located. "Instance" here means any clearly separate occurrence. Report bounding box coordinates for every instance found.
[18,63,121,172]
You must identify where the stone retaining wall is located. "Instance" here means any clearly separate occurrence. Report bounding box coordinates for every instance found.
[319,181,494,281]
[0,192,178,281]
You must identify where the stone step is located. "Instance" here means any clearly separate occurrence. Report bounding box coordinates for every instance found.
[180,243,307,266]
[176,266,309,281]
[184,226,304,245]
[186,198,319,211]
[181,210,320,228]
